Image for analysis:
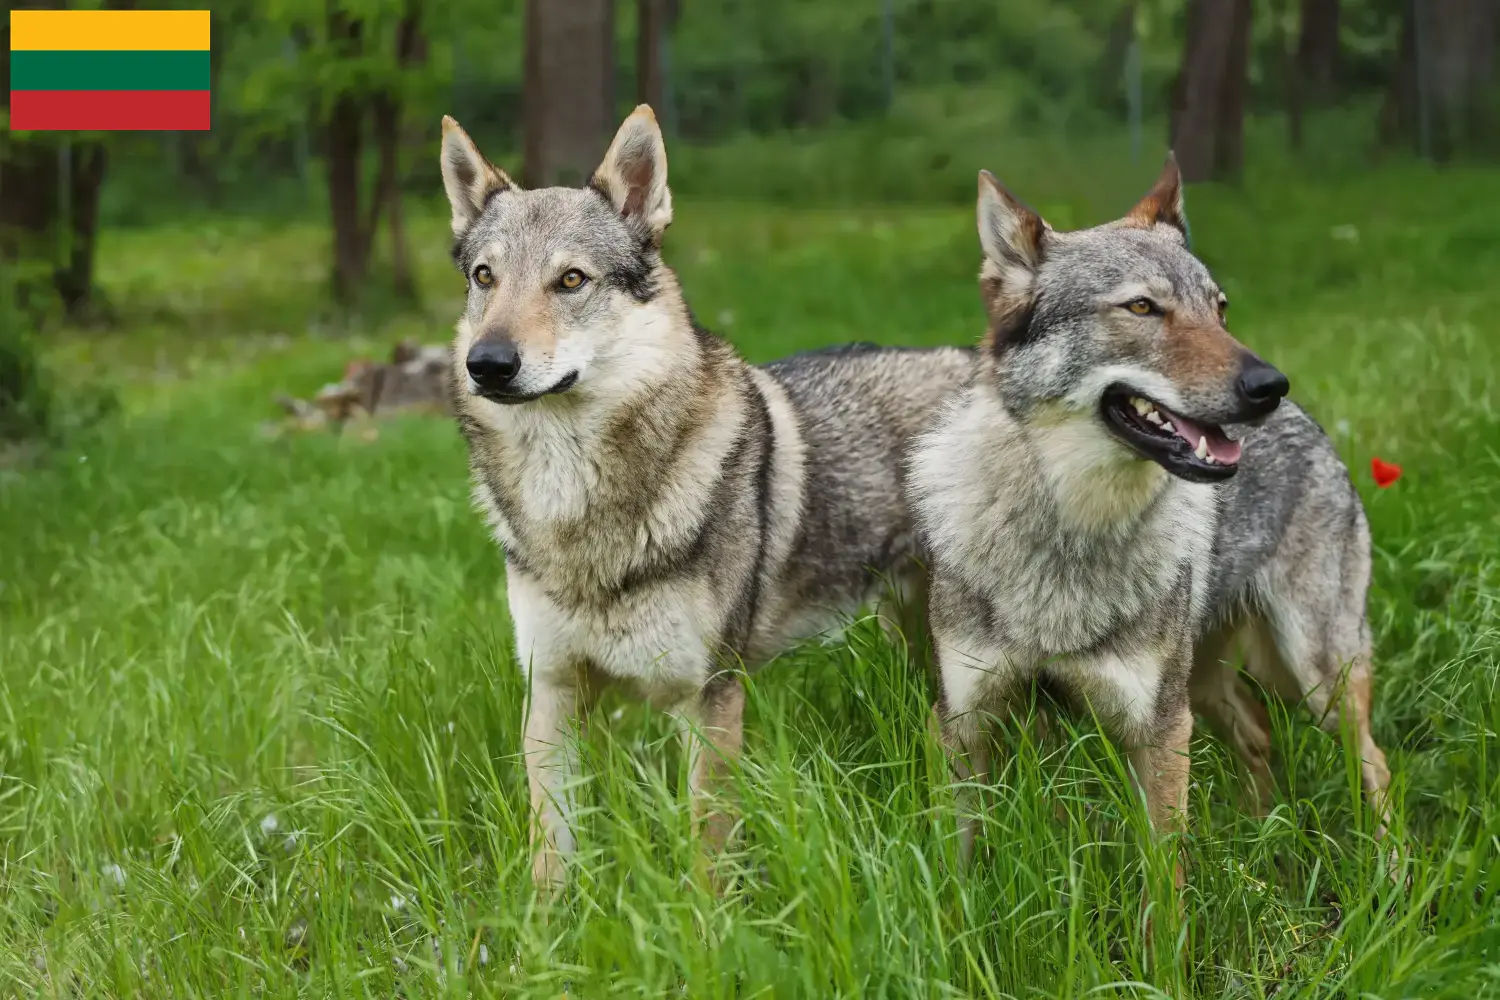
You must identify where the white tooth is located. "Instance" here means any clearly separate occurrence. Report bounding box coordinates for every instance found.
[1146,411,1164,426]
[1131,397,1152,416]
[1195,437,1210,460]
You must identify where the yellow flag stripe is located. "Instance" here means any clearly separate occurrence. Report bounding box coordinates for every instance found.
[9,10,210,51]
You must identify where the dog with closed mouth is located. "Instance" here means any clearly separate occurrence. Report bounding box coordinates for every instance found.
[440,105,971,888]
[907,156,1392,878]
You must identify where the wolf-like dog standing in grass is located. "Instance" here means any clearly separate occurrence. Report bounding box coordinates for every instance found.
[440,106,970,888]
[908,157,1392,879]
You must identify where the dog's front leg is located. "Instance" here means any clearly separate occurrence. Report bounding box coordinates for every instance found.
[928,582,1016,870]
[679,671,746,859]
[1128,693,1193,895]
[524,674,584,892]
[934,705,992,869]
[1128,693,1192,969]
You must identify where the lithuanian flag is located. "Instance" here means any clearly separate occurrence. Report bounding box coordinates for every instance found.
[9,10,210,131]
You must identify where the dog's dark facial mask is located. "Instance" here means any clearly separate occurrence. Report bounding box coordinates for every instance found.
[974,156,1289,483]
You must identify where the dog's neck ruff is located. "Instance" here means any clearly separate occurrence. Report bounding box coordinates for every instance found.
[1006,398,1171,537]
[910,381,1220,660]
[461,330,752,611]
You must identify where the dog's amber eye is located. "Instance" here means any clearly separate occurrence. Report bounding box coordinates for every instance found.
[1126,298,1156,316]
[558,269,587,291]
[473,265,494,287]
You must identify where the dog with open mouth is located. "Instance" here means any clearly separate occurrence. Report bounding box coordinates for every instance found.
[906,157,1393,886]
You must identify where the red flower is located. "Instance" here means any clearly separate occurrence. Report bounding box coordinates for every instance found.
[1371,457,1402,488]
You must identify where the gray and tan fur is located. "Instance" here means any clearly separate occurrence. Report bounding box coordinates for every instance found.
[440,106,970,888]
[907,158,1391,877]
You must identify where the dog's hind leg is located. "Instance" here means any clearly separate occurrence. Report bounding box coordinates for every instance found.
[1334,659,1392,836]
[1247,487,1394,838]
[877,562,932,677]
[1309,649,1392,837]
[1248,604,1392,837]
[1190,625,1275,817]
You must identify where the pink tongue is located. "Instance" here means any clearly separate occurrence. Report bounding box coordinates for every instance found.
[1165,412,1242,464]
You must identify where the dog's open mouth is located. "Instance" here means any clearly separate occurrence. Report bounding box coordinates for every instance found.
[1101,385,1241,483]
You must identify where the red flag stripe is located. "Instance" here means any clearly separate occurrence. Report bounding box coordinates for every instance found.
[10,90,209,131]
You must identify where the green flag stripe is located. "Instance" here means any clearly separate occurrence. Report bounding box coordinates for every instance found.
[10,51,210,92]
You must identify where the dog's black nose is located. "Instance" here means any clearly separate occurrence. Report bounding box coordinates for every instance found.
[1236,357,1289,409]
[467,340,520,391]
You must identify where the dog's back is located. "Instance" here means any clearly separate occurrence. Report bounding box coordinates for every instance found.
[1207,401,1370,625]
[754,344,972,646]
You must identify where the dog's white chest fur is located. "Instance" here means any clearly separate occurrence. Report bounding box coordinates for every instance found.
[912,386,1219,737]
[465,392,744,703]
[505,567,720,707]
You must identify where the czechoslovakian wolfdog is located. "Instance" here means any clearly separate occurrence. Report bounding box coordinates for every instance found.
[440,106,970,888]
[907,157,1392,878]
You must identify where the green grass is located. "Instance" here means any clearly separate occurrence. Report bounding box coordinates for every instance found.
[3,151,1499,997]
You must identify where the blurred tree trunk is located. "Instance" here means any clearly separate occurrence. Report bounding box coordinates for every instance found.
[54,142,107,314]
[369,95,411,299]
[1270,0,1299,148]
[0,7,56,290]
[1299,0,1341,99]
[326,0,429,308]
[369,3,424,303]
[1214,0,1253,179]
[637,0,665,110]
[1287,0,1339,149]
[327,91,366,305]
[524,0,616,187]
[326,7,367,305]
[176,7,226,200]
[0,139,60,313]
[1,1,111,318]
[1095,2,1137,117]
[1171,0,1252,182]
[0,135,109,317]
[800,57,837,126]
[1426,0,1497,159]
[1378,0,1420,149]
[1381,0,1498,159]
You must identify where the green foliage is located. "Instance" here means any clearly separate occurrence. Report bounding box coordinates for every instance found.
[97,0,1447,227]
[0,271,119,447]
[0,289,53,443]
[643,0,1139,137]
[3,144,1499,994]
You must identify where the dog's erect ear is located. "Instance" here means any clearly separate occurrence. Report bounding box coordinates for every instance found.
[978,170,1047,272]
[1125,153,1188,240]
[977,171,1049,354]
[591,105,672,239]
[440,115,512,237]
